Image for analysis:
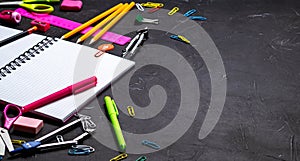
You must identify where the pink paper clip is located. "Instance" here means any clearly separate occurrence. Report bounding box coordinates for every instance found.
[148,7,161,13]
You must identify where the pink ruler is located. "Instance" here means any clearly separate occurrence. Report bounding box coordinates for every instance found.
[15,8,131,45]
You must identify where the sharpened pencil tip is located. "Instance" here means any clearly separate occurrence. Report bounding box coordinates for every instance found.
[89,39,95,45]
[76,39,82,44]
[60,36,65,39]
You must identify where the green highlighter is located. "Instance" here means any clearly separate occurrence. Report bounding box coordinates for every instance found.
[104,96,126,152]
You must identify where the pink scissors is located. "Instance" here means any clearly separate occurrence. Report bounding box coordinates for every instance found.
[2,76,97,129]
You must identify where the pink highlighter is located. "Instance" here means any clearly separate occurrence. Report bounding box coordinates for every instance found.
[60,0,83,11]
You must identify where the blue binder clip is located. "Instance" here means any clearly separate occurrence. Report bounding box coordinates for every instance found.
[184,9,196,17]
[190,16,207,21]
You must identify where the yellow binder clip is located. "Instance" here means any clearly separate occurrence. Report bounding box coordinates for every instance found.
[127,106,135,117]
[110,153,128,161]
[141,2,164,8]
[168,7,179,16]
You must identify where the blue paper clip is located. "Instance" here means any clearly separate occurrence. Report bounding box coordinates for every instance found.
[141,140,160,150]
[170,35,191,44]
[184,9,196,17]
[68,145,95,155]
[189,16,207,21]
[136,156,147,161]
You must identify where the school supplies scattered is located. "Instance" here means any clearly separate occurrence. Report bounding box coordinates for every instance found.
[104,96,126,152]
[76,3,126,44]
[98,44,114,52]
[136,14,159,24]
[0,128,14,159]
[170,34,191,44]
[184,9,196,17]
[136,156,147,161]
[141,140,160,150]
[127,106,135,117]
[0,26,135,122]
[122,27,148,58]
[68,145,95,155]
[11,117,94,154]
[110,153,128,161]
[0,26,37,47]
[89,2,135,44]
[0,10,21,24]
[0,0,58,13]
[168,7,179,15]
[60,0,82,11]
[141,2,164,8]
[15,8,131,45]
[13,116,44,134]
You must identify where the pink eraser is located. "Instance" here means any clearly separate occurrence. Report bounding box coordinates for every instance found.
[60,0,83,11]
[13,116,44,134]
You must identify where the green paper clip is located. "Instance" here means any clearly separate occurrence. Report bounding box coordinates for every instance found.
[136,156,147,161]
[110,153,128,161]
[127,106,135,117]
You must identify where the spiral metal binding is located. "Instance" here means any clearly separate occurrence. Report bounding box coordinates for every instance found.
[0,37,58,80]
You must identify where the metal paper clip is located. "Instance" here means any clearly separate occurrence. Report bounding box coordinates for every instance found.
[136,14,159,24]
[136,3,144,11]
[189,16,207,21]
[68,145,95,155]
[127,106,135,117]
[136,156,147,161]
[141,140,160,150]
[110,153,128,161]
[11,139,26,145]
[168,7,179,15]
[56,135,64,143]
[184,9,196,17]
[170,35,191,44]
[141,2,164,8]
[77,114,96,132]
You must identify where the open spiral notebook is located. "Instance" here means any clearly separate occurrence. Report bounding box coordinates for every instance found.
[0,25,135,122]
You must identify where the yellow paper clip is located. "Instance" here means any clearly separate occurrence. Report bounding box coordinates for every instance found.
[178,35,191,44]
[127,106,135,117]
[110,153,128,161]
[11,139,26,145]
[168,7,179,15]
[141,2,164,8]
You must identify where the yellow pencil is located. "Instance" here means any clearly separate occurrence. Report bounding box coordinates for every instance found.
[61,3,123,40]
[76,3,127,43]
[89,2,135,44]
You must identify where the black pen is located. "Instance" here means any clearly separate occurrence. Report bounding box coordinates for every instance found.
[0,26,38,47]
